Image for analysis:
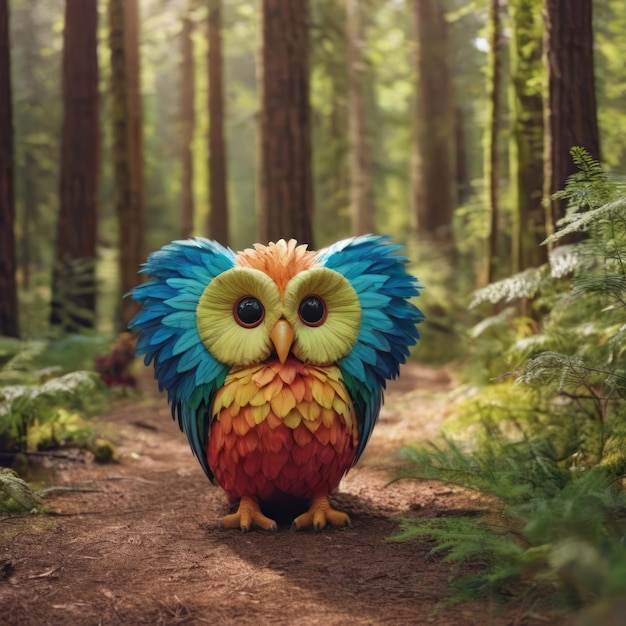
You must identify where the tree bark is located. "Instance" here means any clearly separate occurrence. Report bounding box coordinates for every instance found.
[485,0,502,284]
[454,107,470,205]
[50,0,99,332]
[15,2,40,292]
[207,0,229,245]
[310,0,349,244]
[346,0,374,236]
[110,0,144,330]
[543,0,600,240]
[411,0,454,248]
[510,0,546,271]
[0,0,19,337]
[180,13,195,240]
[259,0,314,246]
[124,0,145,263]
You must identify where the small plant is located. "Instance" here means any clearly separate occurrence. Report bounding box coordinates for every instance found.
[0,336,109,460]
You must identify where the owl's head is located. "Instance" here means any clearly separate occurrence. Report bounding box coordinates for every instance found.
[196,238,363,368]
[130,235,423,401]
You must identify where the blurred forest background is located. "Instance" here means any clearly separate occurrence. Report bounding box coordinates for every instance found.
[3,0,626,619]
[1,0,624,339]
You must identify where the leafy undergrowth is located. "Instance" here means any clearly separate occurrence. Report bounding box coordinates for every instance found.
[392,150,626,623]
[0,334,120,512]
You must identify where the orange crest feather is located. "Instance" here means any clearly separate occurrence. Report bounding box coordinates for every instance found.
[236,239,317,295]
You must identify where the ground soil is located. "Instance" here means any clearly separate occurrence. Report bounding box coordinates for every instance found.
[0,364,561,625]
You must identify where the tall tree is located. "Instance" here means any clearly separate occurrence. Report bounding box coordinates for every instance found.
[485,0,503,284]
[180,12,195,239]
[110,0,145,330]
[12,1,62,293]
[258,0,314,246]
[207,0,229,245]
[411,0,455,248]
[454,107,470,205]
[125,0,145,258]
[510,0,546,271]
[0,0,18,337]
[310,0,350,245]
[346,0,374,236]
[50,0,99,332]
[543,0,600,240]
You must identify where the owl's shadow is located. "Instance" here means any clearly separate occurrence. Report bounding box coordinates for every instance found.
[215,488,428,623]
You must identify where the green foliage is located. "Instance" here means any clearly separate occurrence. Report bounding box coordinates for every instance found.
[394,152,626,616]
[551,146,616,214]
[50,256,98,333]
[392,449,626,608]
[0,336,108,456]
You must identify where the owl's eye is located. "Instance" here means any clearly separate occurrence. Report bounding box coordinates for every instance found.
[234,297,265,328]
[298,296,327,327]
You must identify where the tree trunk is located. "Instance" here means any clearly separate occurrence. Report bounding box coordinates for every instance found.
[310,0,349,245]
[411,0,454,248]
[454,107,470,205]
[259,0,314,246]
[15,2,40,292]
[50,0,99,332]
[180,13,195,239]
[485,0,502,284]
[110,0,144,330]
[543,0,600,240]
[346,0,374,236]
[124,0,145,260]
[207,0,229,245]
[510,0,546,271]
[0,0,19,337]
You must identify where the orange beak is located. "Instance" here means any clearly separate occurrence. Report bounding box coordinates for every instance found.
[270,319,295,364]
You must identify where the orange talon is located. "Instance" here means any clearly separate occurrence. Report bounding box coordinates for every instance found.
[222,496,277,533]
[292,496,352,531]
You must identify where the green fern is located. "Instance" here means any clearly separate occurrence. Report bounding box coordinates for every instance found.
[552,146,616,216]
[395,152,626,615]
[545,197,626,246]
[469,266,551,308]
[0,370,98,453]
[393,439,626,609]
[0,336,110,459]
[50,256,97,333]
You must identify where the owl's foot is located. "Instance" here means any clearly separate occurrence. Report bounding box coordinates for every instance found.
[222,496,277,533]
[291,496,352,531]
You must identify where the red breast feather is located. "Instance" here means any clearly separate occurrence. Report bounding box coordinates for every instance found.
[207,358,358,502]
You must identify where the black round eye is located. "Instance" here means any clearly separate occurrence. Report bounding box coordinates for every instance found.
[298,296,327,327]
[234,297,264,328]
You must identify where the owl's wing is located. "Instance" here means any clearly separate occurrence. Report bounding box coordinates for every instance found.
[317,235,424,461]
[128,238,235,480]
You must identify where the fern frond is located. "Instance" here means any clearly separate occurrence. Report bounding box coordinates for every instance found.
[552,147,616,213]
[469,307,516,338]
[518,351,626,392]
[544,198,626,245]
[547,243,587,277]
[470,266,550,307]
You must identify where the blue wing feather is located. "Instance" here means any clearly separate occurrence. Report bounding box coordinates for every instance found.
[128,237,235,480]
[318,235,424,461]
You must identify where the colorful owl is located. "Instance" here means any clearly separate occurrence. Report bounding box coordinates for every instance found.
[129,235,423,532]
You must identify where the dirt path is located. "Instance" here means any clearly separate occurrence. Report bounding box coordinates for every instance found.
[0,364,542,625]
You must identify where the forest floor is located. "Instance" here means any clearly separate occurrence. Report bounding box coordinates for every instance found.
[0,363,566,626]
